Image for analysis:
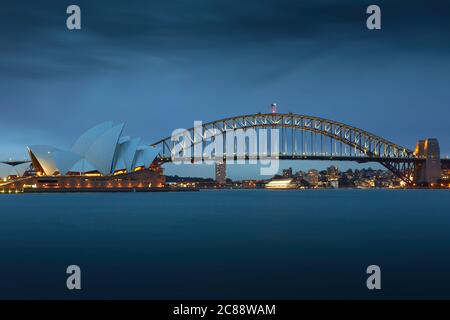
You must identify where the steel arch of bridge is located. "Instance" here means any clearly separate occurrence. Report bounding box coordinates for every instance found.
[151,113,419,185]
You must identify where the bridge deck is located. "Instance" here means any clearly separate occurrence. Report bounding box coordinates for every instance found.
[157,155,421,164]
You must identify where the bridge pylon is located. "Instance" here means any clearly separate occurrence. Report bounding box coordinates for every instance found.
[414,138,441,185]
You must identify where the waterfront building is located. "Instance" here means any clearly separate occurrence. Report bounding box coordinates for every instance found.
[27,122,160,176]
[1,122,164,192]
[265,179,298,189]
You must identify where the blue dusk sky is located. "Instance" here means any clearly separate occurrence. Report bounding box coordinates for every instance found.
[0,0,449,179]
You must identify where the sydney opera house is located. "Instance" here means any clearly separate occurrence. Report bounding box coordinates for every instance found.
[0,122,165,192]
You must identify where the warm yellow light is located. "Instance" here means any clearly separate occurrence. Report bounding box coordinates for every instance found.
[266,179,297,189]
[84,173,102,177]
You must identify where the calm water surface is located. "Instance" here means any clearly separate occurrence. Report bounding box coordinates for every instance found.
[0,189,449,299]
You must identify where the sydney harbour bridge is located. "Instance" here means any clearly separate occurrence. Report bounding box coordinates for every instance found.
[151,113,447,187]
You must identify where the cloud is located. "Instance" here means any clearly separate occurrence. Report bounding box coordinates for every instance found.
[0,0,449,80]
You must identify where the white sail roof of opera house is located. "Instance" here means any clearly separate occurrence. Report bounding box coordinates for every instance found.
[27,122,160,176]
[0,162,31,180]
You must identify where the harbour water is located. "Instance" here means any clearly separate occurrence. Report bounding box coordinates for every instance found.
[0,189,449,299]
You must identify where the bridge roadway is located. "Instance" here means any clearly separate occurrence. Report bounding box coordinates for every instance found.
[157,155,421,164]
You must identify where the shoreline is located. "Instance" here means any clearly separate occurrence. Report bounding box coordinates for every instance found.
[2,187,199,194]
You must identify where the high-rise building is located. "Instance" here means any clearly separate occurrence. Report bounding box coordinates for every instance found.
[215,162,226,184]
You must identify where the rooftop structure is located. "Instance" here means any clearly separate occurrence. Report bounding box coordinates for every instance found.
[0,162,31,181]
[1,122,165,192]
[28,122,160,177]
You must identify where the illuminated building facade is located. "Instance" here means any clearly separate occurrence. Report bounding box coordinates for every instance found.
[1,122,164,192]
[265,179,298,189]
